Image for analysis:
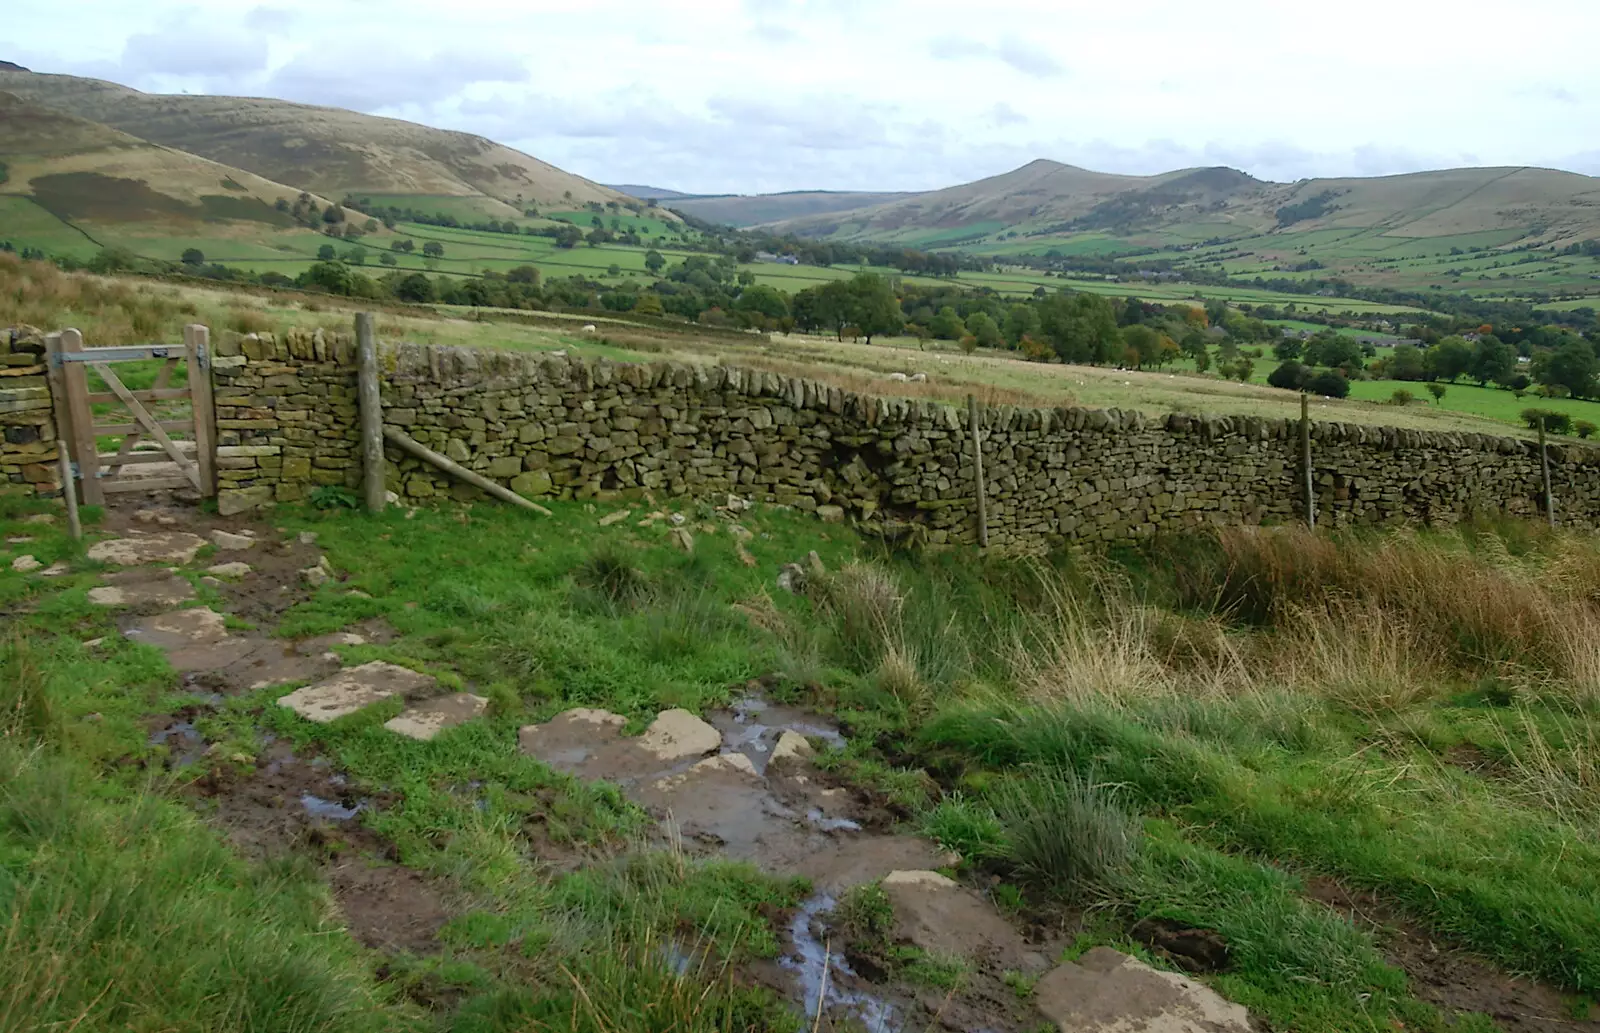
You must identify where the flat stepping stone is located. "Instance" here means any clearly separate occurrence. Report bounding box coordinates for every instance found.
[384,693,490,741]
[89,573,196,608]
[637,708,721,762]
[518,708,628,772]
[206,562,252,578]
[125,606,255,672]
[88,532,205,566]
[1035,947,1251,1033]
[11,554,41,572]
[210,529,255,551]
[278,662,436,724]
[880,870,1028,968]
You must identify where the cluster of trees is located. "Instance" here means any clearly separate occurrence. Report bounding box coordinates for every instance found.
[0,241,47,261]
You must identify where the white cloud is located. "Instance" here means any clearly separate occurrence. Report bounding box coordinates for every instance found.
[5,0,1600,193]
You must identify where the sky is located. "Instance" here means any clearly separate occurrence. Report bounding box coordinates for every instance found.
[7,0,1600,195]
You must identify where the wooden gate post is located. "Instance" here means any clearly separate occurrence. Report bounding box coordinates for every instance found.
[1301,391,1315,529]
[58,328,103,506]
[184,324,217,497]
[355,313,386,514]
[967,393,989,548]
[1538,421,1555,528]
[43,332,80,523]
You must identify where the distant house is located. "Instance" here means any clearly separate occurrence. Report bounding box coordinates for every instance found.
[754,251,799,265]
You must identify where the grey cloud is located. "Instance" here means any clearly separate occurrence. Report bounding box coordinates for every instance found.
[928,34,1063,77]
[987,101,1028,128]
[119,26,269,79]
[994,37,1062,77]
[244,6,297,32]
[264,49,528,112]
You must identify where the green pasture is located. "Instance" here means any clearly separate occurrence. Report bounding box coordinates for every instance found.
[0,196,104,261]
[353,193,530,224]
[547,209,680,238]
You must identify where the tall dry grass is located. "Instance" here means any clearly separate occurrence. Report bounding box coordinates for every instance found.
[1001,525,1600,713]
[0,252,198,344]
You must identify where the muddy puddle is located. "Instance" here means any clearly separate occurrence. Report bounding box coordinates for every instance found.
[519,694,961,1029]
[189,738,450,954]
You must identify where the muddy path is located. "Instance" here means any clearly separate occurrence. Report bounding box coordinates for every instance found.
[70,496,1259,1033]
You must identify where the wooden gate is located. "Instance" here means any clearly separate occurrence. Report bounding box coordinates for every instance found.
[45,325,216,505]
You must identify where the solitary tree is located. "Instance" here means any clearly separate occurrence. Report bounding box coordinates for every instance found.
[644,249,666,274]
[180,248,205,266]
[422,241,445,259]
[1426,382,1447,404]
[847,273,903,345]
[317,244,337,261]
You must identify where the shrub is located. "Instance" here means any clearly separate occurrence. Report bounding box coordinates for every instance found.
[1307,370,1350,398]
[1267,361,1307,391]
[1578,420,1597,439]
[1388,388,1415,406]
[1427,382,1447,403]
[1521,408,1572,434]
[989,766,1140,899]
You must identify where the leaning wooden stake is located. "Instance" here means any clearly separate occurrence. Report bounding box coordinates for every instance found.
[383,427,552,516]
[57,447,81,540]
[968,393,988,548]
[355,313,386,514]
[1538,421,1555,528]
[1301,391,1316,529]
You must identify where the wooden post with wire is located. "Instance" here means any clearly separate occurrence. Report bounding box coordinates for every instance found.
[967,393,988,548]
[1538,421,1555,528]
[356,313,386,514]
[1301,391,1316,529]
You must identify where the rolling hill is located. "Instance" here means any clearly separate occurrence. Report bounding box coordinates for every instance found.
[767,159,1600,251]
[761,159,1600,297]
[0,70,648,221]
[667,190,919,227]
[0,89,344,261]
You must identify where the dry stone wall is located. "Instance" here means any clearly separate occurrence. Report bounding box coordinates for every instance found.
[1,327,59,491]
[200,330,1600,543]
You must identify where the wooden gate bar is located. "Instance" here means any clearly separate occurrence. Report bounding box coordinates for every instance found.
[99,356,178,476]
[88,362,200,490]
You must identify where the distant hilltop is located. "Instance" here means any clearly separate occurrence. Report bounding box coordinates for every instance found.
[0,61,29,72]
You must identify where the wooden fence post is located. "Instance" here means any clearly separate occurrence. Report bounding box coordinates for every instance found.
[968,393,988,548]
[1301,391,1315,529]
[1538,421,1555,528]
[183,324,217,497]
[58,328,103,506]
[356,313,386,514]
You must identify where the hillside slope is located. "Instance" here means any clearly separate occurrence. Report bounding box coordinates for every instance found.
[0,90,340,258]
[0,70,644,218]
[769,158,1600,252]
[769,160,1268,237]
[670,190,918,227]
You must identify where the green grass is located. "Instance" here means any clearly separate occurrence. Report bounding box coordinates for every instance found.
[8,484,1600,1033]
[1346,376,1600,430]
[0,195,105,260]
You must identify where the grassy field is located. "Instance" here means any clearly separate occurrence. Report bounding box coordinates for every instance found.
[5,480,1600,1032]
[6,252,1588,442]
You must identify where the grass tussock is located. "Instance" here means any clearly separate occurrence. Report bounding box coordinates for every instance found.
[989,767,1140,900]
